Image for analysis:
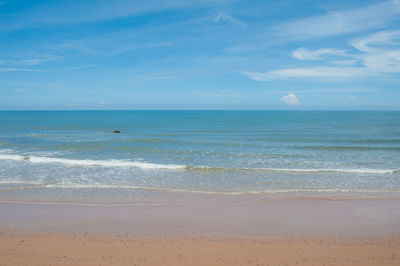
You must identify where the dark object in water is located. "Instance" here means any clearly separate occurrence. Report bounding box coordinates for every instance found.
[113,130,120,133]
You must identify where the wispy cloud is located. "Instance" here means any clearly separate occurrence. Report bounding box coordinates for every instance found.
[47,31,174,57]
[272,0,400,39]
[193,89,244,98]
[281,88,377,94]
[330,59,359,66]
[350,30,400,73]
[0,68,46,72]
[350,30,400,52]
[244,67,367,80]
[13,58,57,66]
[215,12,245,27]
[49,40,98,54]
[281,93,300,105]
[0,56,59,66]
[292,48,348,60]
[66,64,97,70]
[0,0,236,31]
[245,29,400,80]
[0,56,57,72]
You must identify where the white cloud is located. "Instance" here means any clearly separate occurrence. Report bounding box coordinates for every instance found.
[281,93,300,105]
[361,50,400,73]
[350,30,400,73]
[215,12,245,27]
[244,67,367,80]
[350,30,400,52]
[272,1,400,39]
[292,48,348,60]
[245,29,400,81]
[281,88,376,94]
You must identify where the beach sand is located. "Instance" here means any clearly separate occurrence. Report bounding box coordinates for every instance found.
[1,233,399,266]
[0,199,399,265]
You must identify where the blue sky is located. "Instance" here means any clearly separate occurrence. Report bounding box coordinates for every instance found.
[1,0,400,109]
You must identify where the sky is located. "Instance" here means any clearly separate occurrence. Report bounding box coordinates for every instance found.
[1,0,400,110]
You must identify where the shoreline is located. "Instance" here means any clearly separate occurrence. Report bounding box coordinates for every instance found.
[1,192,400,206]
[2,185,400,206]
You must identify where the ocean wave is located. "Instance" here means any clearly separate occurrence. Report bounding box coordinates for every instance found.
[0,154,185,170]
[256,167,399,174]
[295,145,400,151]
[187,166,399,174]
[0,153,398,174]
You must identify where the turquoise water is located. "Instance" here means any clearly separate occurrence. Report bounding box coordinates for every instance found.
[0,111,399,202]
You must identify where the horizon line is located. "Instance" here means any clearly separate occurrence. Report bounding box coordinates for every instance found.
[1,109,400,111]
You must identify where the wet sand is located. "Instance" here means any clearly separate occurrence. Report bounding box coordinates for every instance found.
[0,199,399,265]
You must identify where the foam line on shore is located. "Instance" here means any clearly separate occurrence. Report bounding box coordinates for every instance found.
[43,184,400,195]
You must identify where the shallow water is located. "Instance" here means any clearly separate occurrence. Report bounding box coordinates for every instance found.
[0,111,399,203]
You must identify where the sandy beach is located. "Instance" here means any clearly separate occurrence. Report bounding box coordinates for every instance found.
[1,232,399,266]
[2,0,400,263]
[1,199,399,265]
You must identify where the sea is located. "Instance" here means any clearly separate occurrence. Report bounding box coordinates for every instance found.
[0,111,399,203]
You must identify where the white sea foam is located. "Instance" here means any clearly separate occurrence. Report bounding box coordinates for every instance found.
[1,179,399,195]
[254,167,397,174]
[0,149,14,153]
[190,165,399,174]
[0,180,43,185]
[0,154,185,170]
[41,183,400,195]
[0,153,398,173]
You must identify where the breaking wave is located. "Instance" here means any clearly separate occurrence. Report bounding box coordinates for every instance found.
[0,153,398,174]
[0,154,185,170]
